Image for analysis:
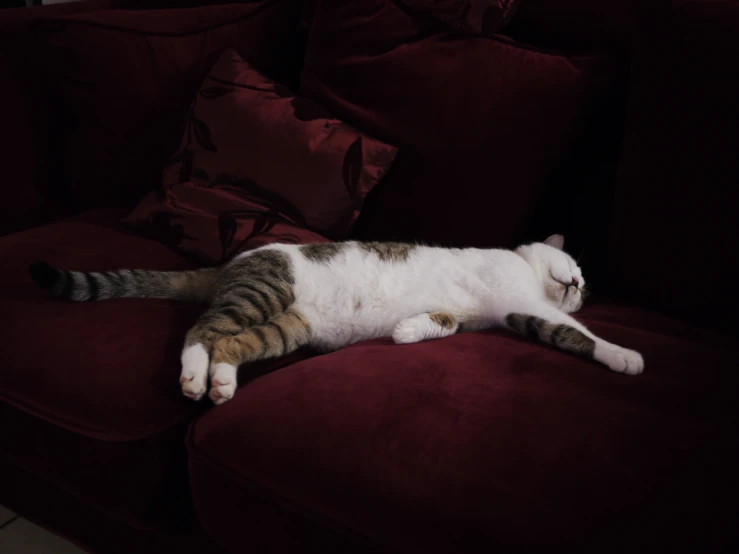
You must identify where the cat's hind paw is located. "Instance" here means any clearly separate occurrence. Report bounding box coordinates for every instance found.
[180,343,209,400]
[208,363,237,405]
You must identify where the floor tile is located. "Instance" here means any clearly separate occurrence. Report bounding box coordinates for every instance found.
[0,505,16,527]
[0,517,85,554]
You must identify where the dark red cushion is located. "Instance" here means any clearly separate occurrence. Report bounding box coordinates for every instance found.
[0,0,115,235]
[122,49,397,264]
[188,299,739,553]
[607,0,739,330]
[0,460,226,554]
[0,209,199,527]
[0,209,200,439]
[401,0,520,35]
[302,0,618,248]
[33,0,307,211]
[0,209,312,528]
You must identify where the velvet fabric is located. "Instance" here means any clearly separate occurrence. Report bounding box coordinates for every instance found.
[301,0,619,248]
[0,208,315,529]
[503,0,637,51]
[0,209,200,439]
[607,0,739,331]
[0,0,115,236]
[32,0,308,212]
[400,0,520,35]
[123,49,397,265]
[188,298,739,553]
[2,1,738,554]
[0,460,226,554]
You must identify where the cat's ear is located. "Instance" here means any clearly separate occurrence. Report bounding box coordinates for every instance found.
[543,234,565,250]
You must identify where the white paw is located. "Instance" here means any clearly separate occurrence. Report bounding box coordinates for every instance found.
[392,319,424,344]
[180,343,209,400]
[595,343,645,375]
[208,363,238,405]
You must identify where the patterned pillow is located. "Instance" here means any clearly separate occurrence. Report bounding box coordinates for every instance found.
[123,49,398,265]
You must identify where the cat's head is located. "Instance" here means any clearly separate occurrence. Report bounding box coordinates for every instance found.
[515,234,587,314]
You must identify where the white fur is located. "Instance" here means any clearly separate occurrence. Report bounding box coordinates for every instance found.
[191,236,643,404]
[392,313,459,344]
[180,343,208,400]
[234,239,578,351]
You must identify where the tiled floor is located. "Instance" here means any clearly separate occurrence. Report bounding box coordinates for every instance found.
[0,506,85,553]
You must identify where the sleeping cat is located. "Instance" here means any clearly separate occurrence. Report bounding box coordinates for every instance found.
[29,235,644,405]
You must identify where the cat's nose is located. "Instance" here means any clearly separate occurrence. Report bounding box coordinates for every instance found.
[571,277,579,287]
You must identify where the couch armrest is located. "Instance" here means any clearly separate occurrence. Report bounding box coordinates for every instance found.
[607,0,739,332]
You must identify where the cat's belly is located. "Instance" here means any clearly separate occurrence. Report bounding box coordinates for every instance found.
[298,301,420,352]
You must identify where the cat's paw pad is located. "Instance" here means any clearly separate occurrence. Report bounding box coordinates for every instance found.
[596,343,644,375]
[180,375,207,401]
[392,320,424,344]
[208,363,237,405]
[208,380,236,405]
[180,343,209,401]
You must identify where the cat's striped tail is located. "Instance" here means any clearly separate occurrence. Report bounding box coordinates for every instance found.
[29,262,219,303]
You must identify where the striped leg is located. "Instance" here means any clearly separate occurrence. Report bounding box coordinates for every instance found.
[180,301,277,401]
[207,309,312,404]
[180,250,295,401]
[504,302,644,375]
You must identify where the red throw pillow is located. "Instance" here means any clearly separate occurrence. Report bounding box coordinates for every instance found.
[401,0,520,35]
[122,49,398,265]
[33,1,308,211]
[301,0,619,249]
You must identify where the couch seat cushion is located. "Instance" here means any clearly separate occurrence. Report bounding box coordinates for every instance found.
[0,209,202,529]
[0,209,311,529]
[0,209,203,438]
[188,299,739,553]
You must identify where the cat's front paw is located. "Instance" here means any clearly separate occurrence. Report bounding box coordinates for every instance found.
[392,319,424,344]
[595,343,644,375]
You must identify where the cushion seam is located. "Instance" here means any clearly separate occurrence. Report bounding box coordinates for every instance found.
[0,392,195,442]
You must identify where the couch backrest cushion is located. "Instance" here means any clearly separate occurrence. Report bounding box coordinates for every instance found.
[0,0,116,235]
[607,0,739,331]
[301,0,621,249]
[33,0,308,212]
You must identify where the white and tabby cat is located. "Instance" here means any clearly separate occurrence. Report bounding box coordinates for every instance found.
[30,235,644,405]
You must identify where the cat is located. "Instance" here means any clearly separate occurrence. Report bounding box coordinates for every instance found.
[29,234,644,405]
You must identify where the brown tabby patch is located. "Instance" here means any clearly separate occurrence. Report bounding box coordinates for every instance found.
[301,243,345,263]
[429,312,457,329]
[211,309,312,366]
[186,249,295,347]
[168,269,220,302]
[550,324,595,356]
[505,313,595,357]
[360,241,416,262]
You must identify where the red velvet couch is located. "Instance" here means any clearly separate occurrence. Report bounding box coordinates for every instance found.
[1,1,738,553]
